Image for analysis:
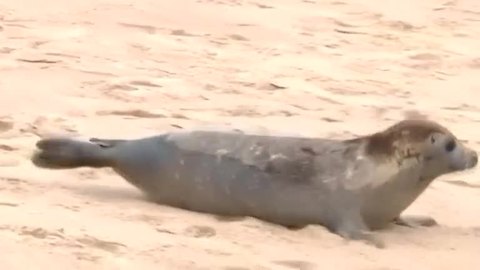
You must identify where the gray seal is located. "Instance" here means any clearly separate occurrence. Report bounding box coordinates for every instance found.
[31,119,477,247]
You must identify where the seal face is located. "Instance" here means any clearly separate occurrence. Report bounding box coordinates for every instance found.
[363,120,475,171]
[350,120,477,231]
[30,119,477,248]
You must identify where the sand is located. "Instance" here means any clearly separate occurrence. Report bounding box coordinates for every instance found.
[0,0,479,269]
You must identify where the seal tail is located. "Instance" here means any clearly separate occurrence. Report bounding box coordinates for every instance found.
[31,137,116,169]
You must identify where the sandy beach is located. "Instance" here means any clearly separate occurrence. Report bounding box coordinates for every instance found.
[0,0,479,269]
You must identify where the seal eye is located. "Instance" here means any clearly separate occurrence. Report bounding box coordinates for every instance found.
[445,139,456,152]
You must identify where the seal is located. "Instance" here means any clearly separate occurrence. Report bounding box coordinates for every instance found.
[30,119,477,248]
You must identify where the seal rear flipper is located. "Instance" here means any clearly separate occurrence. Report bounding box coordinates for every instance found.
[32,137,115,169]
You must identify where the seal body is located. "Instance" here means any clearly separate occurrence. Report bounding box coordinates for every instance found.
[31,120,478,247]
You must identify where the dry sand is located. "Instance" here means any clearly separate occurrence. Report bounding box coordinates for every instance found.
[1,0,480,269]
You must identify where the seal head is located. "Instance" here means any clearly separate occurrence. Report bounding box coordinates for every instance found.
[355,120,477,231]
[364,119,477,176]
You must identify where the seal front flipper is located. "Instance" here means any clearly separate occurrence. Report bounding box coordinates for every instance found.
[393,215,438,228]
[330,209,386,249]
[337,228,385,249]
[334,223,385,249]
[32,137,117,169]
